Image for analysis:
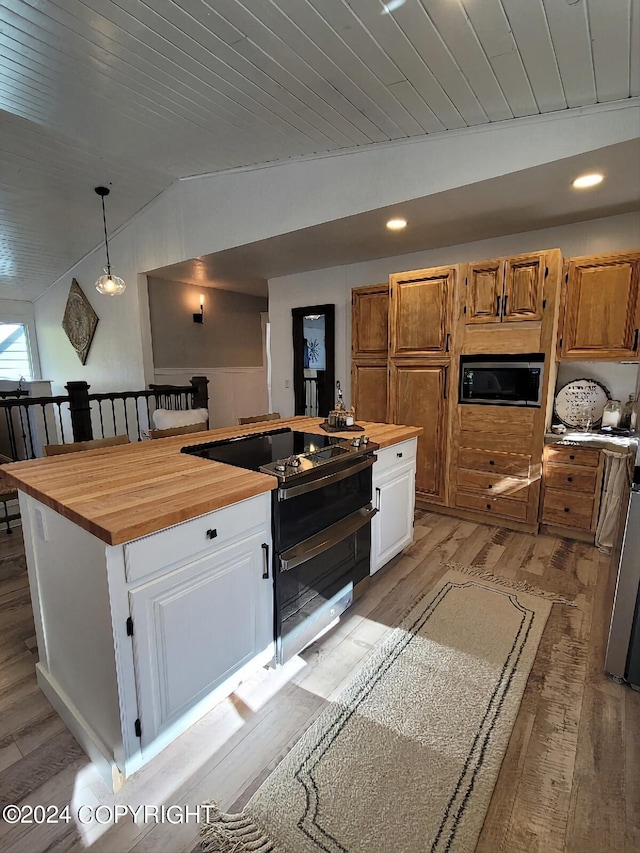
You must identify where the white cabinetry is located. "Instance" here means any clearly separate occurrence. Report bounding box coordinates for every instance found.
[20,490,273,788]
[371,438,417,574]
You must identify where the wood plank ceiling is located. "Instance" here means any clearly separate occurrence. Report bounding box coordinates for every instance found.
[0,0,638,301]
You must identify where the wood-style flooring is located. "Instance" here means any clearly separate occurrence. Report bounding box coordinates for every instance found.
[0,512,637,853]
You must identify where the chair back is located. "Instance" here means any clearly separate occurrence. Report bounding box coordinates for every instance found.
[149,423,209,440]
[43,435,131,457]
[238,412,281,425]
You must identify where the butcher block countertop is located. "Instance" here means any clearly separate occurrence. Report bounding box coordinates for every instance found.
[2,417,421,546]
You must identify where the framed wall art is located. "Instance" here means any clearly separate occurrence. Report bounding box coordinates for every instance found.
[62,279,99,365]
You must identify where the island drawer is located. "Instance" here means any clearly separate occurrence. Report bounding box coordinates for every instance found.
[456,469,530,502]
[544,464,598,494]
[124,494,270,585]
[545,445,599,468]
[375,438,417,477]
[541,488,594,530]
[457,448,531,478]
[455,491,529,521]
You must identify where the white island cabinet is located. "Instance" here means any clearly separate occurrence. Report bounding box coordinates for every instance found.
[19,490,273,790]
[371,437,417,574]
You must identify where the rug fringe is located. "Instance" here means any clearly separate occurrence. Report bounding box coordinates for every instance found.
[199,802,275,853]
[444,563,577,606]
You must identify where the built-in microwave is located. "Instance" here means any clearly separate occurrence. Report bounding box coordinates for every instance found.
[459,354,545,407]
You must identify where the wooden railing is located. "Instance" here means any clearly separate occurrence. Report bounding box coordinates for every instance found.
[0,376,209,460]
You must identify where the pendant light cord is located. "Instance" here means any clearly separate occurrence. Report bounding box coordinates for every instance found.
[101,194,112,276]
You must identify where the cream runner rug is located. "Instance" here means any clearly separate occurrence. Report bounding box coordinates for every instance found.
[201,568,556,853]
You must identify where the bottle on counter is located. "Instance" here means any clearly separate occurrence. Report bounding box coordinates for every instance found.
[621,394,635,429]
[601,399,623,429]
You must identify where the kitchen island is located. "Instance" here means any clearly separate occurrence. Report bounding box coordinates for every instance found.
[3,417,420,789]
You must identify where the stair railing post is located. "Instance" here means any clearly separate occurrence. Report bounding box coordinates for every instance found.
[190,376,209,411]
[65,381,93,442]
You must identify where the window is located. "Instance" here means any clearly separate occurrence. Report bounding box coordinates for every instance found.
[0,324,33,381]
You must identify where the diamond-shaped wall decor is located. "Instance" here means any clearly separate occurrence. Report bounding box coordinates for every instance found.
[62,279,99,365]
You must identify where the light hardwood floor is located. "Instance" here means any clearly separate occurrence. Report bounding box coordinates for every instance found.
[0,512,638,853]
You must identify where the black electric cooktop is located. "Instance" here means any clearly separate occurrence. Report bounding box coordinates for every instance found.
[181,427,376,481]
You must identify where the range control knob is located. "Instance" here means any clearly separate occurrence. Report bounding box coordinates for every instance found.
[274,460,287,472]
[350,437,361,448]
[287,455,301,468]
[360,434,369,445]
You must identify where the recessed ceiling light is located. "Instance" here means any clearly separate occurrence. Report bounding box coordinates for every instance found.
[386,218,407,231]
[572,173,604,189]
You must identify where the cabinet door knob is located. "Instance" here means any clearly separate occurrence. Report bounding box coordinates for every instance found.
[261,542,270,579]
[206,528,217,539]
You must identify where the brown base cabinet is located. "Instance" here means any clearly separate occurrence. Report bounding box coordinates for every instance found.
[540,445,604,540]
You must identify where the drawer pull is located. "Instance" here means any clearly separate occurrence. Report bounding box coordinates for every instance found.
[567,476,573,483]
[489,460,495,466]
[487,484,493,489]
[397,452,403,458]
[206,528,218,539]
[261,542,270,579]
[486,503,492,510]
[564,507,570,513]
[569,454,575,460]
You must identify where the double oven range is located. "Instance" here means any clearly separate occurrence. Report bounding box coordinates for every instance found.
[182,428,378,664]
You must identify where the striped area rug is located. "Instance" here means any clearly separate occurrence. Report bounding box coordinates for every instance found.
[200,568,553,853]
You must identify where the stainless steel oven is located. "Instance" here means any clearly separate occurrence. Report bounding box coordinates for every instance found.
[182,428,378,665]
[459,353,545,407]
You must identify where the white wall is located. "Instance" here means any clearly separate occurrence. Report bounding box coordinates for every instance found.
[32,104,639,395]
[268,211,640,417]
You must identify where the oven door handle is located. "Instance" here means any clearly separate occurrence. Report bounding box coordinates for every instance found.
[279,505,378,572]
[278,455,375,500]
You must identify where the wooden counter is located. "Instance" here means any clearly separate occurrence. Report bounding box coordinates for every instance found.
[2,417,422,546]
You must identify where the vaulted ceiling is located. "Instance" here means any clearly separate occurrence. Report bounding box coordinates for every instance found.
[1,0,638,301]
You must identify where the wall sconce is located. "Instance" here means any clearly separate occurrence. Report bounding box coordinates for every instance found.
[193,294,204,324]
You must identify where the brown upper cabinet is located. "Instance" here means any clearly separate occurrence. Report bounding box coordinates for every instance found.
[351,360,388,423]
[465,252,546,324]
[560,251,640,360]
[389,266,455,357]
[351,284,389,359]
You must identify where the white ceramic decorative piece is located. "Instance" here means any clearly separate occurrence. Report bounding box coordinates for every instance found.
[554,378,611,428]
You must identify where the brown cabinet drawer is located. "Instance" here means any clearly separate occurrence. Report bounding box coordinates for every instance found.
[455,491,529,521]
[458,447,531,477]
[541,488,594,530]
[544,464,598,494]
[457,469,530,502]
[545,445,599,468]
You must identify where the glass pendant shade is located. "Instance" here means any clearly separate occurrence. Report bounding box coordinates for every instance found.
[95,269,126,296]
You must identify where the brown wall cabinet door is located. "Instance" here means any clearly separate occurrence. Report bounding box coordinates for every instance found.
[389,267,454,357]
[351,361,388,423]
[351,284,389,359]
[465,260,503,324]
[389,361,449,503]
[561,255,640,360]
[502,253,545,322]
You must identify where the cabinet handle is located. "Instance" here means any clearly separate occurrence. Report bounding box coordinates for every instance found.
[397,452,403,458]
[564,507,570,513]
[569,454,575,460]
[495,294,501,316]
[487,484,493,489]
[445,333,450,353]
[206,528,217,540]
[375,486,381,511]
[502,293,508,314]
[443,366,448,400]
[489,460,495,466]
[486,503,492,510]
[261,542,270,579]
[567,476,573,483]
[634,328,639,351]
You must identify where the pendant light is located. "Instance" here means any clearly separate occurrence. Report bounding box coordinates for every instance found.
[94,186,126,296]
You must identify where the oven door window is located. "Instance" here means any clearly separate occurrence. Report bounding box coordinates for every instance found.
[278,524,370,637]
